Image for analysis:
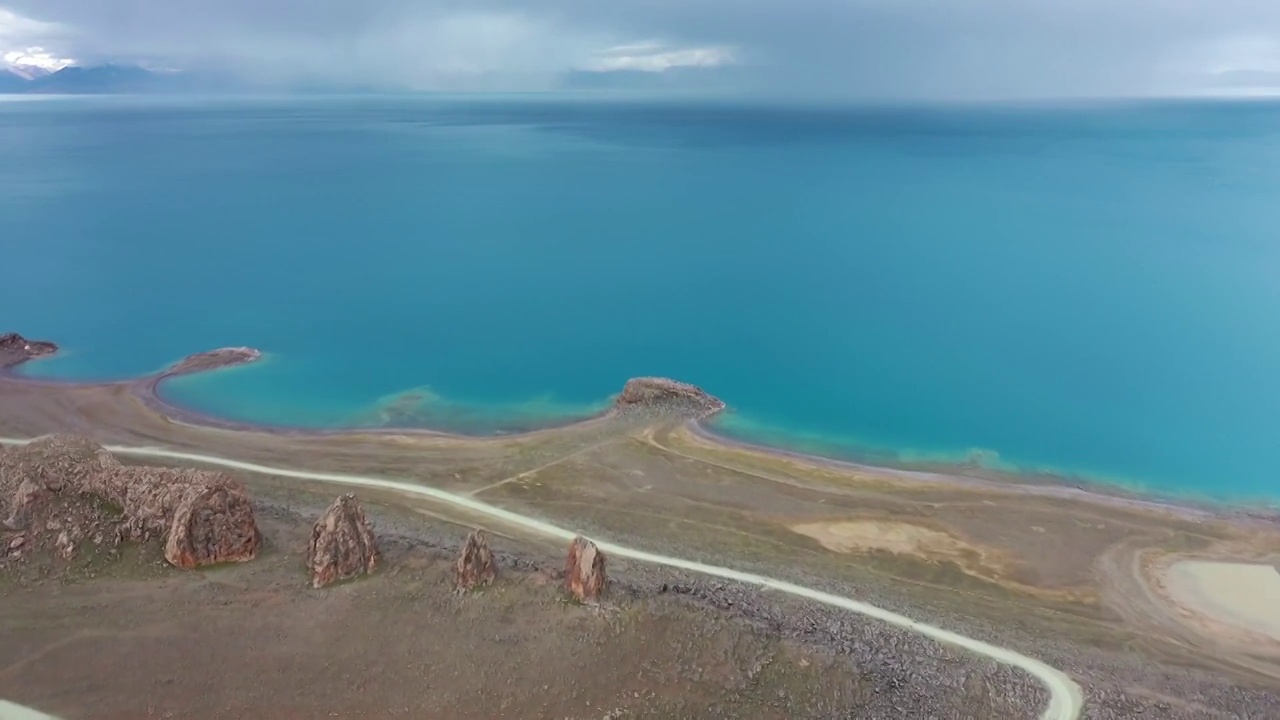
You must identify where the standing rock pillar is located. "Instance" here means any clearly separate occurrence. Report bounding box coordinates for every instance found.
[307,493,379,588]
[564,535,607,602]
[454,529,497,591]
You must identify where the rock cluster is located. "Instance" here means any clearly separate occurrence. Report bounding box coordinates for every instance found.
[0,435,261,568]
[307,493,379,588]
[564,535,607,602]
[454,529,497,591]
[0,332,58,369]
[614,377,725,419]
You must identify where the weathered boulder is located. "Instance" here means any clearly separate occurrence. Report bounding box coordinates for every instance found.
[615,377,725,419]
[564,535,607,602]
[163,480,262,569]
[307,493,378,588]
[0,333,58,369]
[454,529,497,591]
[0,435,261,569]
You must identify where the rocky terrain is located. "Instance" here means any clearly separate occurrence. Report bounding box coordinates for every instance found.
[0,333,57,370]
[0,500,1049,720]
[0,416,1276,718]
[0,438,1057,719]
[0,436,261,570]
[614,377,726,419]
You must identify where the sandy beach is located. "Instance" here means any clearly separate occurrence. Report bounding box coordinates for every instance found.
[1163,560,1280,642]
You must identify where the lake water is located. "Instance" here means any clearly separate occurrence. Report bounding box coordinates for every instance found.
[3,95,1278,500]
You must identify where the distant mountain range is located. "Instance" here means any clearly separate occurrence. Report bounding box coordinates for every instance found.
[4,61,741,96]
[1,61,394,94]
[0,63,194,94]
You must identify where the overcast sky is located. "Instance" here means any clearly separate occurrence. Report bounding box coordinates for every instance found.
[4,0,1280,98]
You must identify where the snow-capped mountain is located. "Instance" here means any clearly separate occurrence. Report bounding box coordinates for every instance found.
[3,64,52,82]
[3,48,75,81]
[0,61,190,94]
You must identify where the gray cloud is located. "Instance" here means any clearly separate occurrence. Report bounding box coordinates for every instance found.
[4,0,1280,97]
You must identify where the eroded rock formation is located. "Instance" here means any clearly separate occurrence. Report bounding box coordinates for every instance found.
[0,333,58,369]
[163,481,263,569]
[307,493,378,588]
[615,377,725,419]
[564,535,607,602]
[454,529,497,591]
[0,435,261,569]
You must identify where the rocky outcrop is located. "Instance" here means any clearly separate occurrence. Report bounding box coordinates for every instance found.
[306,493,378,588]
[0,435,261,569]
[0,333,58,369]
[166,346,262,376]
[454,529,497,591]
[564,535,607,602]
[615,377,725,419]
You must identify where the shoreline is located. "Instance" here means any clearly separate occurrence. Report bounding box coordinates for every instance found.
[2,338,1269,524]
[140,373,618,441]
[1,351,617,442]
[6,338,1280,719]
[685,421,1277,525]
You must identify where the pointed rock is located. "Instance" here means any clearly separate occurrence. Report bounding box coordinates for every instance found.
[564,535,607,602]
[454,529,497,591]
[307,493,378,588]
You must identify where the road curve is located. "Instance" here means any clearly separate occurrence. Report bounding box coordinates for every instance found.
[0,437,1085,720]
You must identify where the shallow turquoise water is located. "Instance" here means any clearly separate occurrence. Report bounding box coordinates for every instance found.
[3,96,1279,499]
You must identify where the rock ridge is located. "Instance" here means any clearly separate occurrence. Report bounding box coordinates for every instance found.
[0,435,261,569]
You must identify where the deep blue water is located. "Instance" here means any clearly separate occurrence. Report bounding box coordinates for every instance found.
[3,95,1279,500]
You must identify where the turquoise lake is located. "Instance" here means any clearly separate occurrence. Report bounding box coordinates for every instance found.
[2,96,1278,500]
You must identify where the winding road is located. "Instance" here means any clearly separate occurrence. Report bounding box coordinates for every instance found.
[0,437,1084,720]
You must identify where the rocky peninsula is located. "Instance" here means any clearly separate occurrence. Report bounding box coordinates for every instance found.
[162,346,263,377]
[0,333,57,370]
[613,377,726,419]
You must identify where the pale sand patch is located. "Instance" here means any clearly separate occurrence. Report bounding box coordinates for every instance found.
[790,520,978,561]
[1163,561,1280,641]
